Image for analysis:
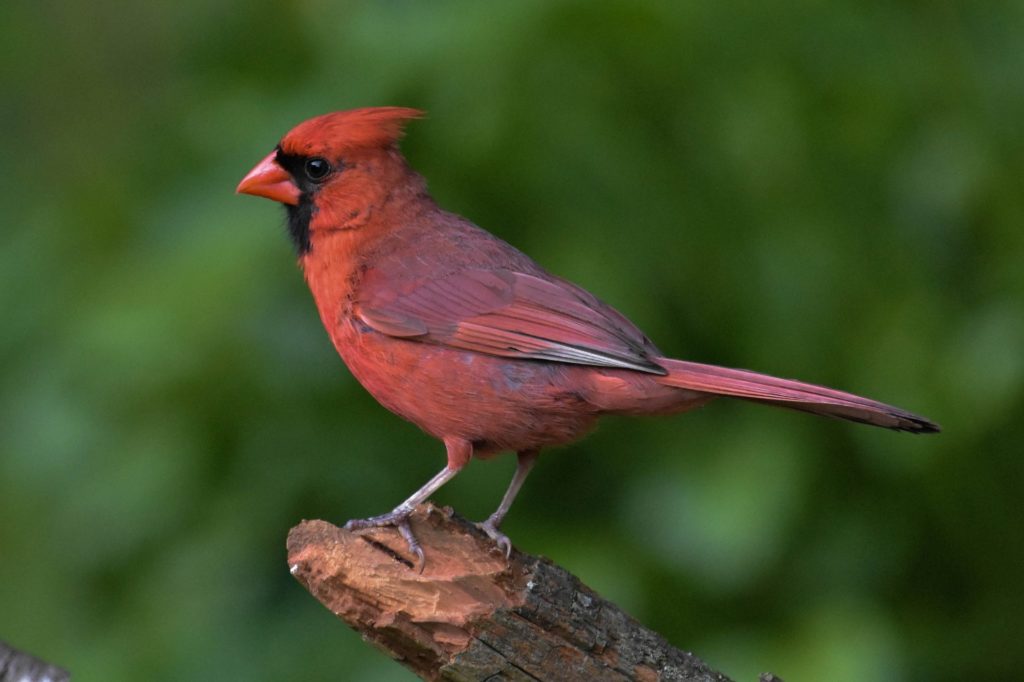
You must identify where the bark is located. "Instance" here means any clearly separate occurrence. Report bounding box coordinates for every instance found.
[0,640,69,682]
[287,504,775,681]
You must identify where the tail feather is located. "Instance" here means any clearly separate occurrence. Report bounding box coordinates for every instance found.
[656,358,939,433]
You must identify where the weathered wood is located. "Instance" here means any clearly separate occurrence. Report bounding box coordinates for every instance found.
[287,504,747,681]
[0,640,69,682]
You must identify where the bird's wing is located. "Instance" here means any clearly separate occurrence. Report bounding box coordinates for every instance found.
[356,268,666,374]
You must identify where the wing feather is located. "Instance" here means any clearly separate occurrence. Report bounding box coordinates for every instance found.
[356,268,665,374]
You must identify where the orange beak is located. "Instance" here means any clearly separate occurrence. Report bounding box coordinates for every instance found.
[236,151,301,206]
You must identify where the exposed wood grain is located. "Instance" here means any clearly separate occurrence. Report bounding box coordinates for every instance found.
[286,504,748,681]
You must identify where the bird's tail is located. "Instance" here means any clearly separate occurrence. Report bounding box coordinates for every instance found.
[655,358,939,433]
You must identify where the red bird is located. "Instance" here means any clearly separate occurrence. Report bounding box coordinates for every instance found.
[238,107,938,563]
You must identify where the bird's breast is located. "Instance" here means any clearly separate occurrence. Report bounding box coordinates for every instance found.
[324,317,600,454]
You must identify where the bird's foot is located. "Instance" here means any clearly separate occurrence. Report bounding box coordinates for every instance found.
[344,505,425,571]
[477,517,513,558]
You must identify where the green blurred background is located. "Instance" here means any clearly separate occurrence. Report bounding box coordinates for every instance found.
[2,1,1022,680]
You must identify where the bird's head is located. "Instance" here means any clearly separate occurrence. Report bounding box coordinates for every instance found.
[237,107,425,254]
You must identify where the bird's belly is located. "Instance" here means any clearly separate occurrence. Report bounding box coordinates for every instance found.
[331,321,599,455]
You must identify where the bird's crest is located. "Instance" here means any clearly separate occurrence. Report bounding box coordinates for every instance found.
[280,107,424,158]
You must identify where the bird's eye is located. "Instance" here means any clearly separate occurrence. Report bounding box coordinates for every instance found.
[304,157,332,181]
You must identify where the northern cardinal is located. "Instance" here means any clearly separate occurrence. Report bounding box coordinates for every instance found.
[238,107,938,564]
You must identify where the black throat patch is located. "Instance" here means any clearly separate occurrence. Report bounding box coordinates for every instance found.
[285,196,314,255]
[274,149,327,255]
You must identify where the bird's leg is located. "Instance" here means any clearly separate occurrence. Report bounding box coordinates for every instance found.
[343,465,457,564]
[344,438,471,569]
[477,449,539,557]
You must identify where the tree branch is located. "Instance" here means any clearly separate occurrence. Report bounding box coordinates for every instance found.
[287,504,765,681]
[0,640,69,682]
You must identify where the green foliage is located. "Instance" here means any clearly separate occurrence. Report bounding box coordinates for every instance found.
[2,1,1022,680]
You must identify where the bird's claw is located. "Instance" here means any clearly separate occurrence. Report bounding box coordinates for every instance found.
[344,507,425,571]
[477,518,513,558]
